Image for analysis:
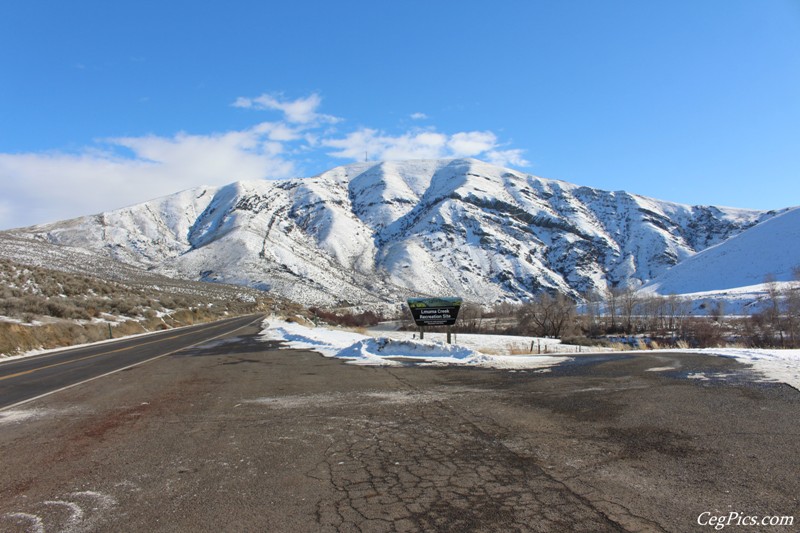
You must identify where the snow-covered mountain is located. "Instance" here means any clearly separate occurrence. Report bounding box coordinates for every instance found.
[6,159,781,306]
[642,206,800,295]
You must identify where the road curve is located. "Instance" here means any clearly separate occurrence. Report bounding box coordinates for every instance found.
[0,314,264,410]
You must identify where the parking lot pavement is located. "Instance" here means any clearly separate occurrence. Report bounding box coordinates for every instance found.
[1,326,798,532]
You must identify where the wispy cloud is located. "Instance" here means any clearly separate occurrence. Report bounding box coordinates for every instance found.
[0,93,527,228]
[0,127,295,228]
[323,127,528,166]
[324,129,447,161]
[232,92,339,125]
[447,131,497,158]
[410,112,428,120]
[486,149,529,168]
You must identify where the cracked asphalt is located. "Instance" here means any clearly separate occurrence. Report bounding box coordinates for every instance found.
[1,322,798,532]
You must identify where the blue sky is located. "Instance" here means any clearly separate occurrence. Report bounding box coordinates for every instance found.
[1,0,799,229]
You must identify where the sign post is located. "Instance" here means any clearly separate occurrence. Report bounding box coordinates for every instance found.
[407,297,462,344]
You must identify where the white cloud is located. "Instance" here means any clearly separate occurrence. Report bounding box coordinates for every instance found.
[251,121,302,142]
[0,92,528,229]
[324,128,521,164]
[233,93,339,125]
[447,131,497,157]
[485,149,530,167]
[108,128,294,182]
[0,199,12,229]
[324,129,448,161]
[0,127,296,228]
[410,112,428,120]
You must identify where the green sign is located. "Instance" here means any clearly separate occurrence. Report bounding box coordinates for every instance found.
[407,297,462,326]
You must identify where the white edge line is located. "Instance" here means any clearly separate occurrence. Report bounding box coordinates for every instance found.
[0,315,244,367]
[0,315,264,413]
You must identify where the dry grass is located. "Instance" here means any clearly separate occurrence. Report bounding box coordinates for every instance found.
[0,257,277,357]
[608,342,632,351]
[477,343,555,356]
[508,344,532,355]
[285,315,313,327]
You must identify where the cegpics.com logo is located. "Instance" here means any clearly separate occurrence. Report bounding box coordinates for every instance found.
[698,511,794,530]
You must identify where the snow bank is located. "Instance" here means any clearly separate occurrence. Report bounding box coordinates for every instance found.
[262,319,800,389]
[366,327,607,355]
[688,348,800,391]
[260,319,570,369]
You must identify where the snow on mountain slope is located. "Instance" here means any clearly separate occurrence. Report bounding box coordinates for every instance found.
[0,232,265,302]
[642,206,800,295]
[6,159,778,306]
[38,186,220,267]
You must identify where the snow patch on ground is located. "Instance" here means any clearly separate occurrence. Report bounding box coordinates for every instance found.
[243,389,466,410]
[0,407,83,424]
[367,326,607,355]
[683,348,800,391]
[260,319,571,369]
[262,318,800,389]
[0,408,52,424]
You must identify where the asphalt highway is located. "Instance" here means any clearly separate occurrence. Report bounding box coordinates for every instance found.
[0,314,264,410]
[1,321,798,532]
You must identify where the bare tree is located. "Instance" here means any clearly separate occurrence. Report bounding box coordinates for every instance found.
[619,287,639,333]
[456,303,484,333]
[646,295,668,334]
[665,294,690,340]
[686,317,724,348]
[708,300,725,323]
[782,266,800,347]
[519,293,577,338]
[763,274,784,347]
[606,286,621,332]
[579,290,604,337]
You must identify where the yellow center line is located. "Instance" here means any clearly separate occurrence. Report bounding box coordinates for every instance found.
[0,321,230,382]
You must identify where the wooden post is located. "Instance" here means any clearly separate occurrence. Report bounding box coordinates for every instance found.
[108,323,113,339]
[446,327,452,344]
[419,327,424,340]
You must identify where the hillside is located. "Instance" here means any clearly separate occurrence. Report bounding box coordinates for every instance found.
[641,206,800,297]
[5,159,780,306]
[0,234,282,356]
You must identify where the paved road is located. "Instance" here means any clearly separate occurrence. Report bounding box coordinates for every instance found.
[0,322,798,532]
[0,314,263,409]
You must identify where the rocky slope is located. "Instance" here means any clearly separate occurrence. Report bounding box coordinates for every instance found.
[641,206,800,295]
[7,159,779,306]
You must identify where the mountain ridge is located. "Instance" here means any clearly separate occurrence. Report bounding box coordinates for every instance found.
[642,206,800,295]
[5,158,783,306]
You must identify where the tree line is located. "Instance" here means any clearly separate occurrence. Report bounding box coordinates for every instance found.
[449,267,800,349]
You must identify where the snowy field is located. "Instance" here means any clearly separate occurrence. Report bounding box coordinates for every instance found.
[262,319,800,390]
[259,319,573,370]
